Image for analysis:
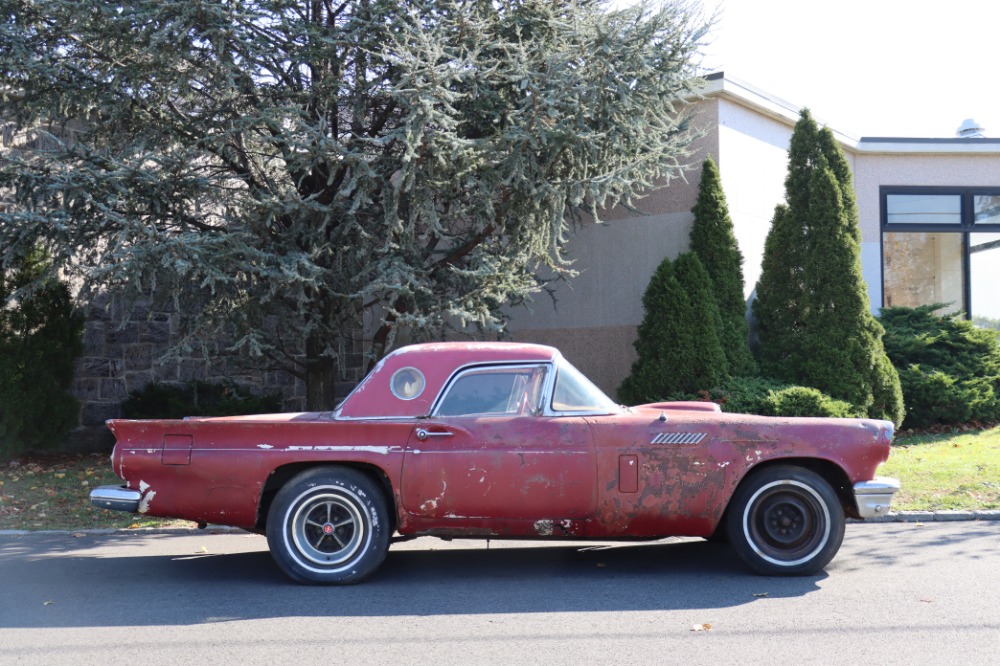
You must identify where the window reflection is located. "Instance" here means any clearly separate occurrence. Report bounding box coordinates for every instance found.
[551,358,618,413]
[436,365,547,417]
[970,233,1000,324]
[974,196,1000,225]
[886,194,961,225]
[883,232,963,314]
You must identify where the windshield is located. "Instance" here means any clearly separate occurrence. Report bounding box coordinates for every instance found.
[550,357,619,414]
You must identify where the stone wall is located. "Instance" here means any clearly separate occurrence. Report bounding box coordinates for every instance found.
[67,294,314,451]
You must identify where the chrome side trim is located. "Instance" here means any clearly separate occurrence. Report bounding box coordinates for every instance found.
[853,477,901,518]
[90,486,141,513]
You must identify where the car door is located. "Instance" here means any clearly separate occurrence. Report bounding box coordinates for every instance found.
[587,414,728,538]
[399,364,596,525]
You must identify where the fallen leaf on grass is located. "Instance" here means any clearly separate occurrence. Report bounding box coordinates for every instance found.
[127,523,140,529]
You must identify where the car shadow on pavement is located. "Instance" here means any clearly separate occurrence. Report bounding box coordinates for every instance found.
[0,534,828,628]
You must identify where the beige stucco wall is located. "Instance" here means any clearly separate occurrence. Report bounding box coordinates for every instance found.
[853,153,1000,230]
[851,152,1000,309]
[506,101,721,396]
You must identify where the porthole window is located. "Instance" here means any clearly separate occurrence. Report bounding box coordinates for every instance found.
[390,367,425,400]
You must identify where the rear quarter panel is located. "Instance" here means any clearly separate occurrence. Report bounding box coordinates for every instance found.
[109,418,413,529]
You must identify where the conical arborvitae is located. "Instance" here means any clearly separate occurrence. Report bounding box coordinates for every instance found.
[753,110,904,425]
[690,157,756,376]
[753,202,805,378]
[617,252,726,404]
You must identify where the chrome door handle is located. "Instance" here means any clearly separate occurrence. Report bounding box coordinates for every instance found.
[416,428,452,441]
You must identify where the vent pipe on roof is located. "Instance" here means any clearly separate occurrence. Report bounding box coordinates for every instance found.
[957,118,986,138]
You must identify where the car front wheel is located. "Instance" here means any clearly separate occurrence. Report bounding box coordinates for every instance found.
[266,466,390,584]
[726,465,845,576]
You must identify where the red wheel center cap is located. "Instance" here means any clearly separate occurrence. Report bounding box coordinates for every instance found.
[323,523,334,535]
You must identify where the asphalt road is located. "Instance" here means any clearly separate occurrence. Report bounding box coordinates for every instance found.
[1,522,998,665]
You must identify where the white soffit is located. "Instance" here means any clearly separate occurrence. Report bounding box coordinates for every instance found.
[700,73,1000,156]
[700,73,859,147]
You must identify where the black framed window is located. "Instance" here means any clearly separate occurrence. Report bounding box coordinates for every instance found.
[882,187,1000,326]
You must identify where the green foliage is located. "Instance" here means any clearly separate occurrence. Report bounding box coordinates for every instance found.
[0,250,83,458]
[869,351,906,425]
[670,375,792,414]
[797,162,873,409]
[881,305,1000,428]
[762,386,860,419]
[753,109,903,426]
[667,375,861,418]
[618,252,726,404]
[753,203,803,378]
[689,157,755,375]
[121,381,283,420]
[0,0,710,409]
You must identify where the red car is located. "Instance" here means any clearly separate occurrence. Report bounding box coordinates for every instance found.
[91,342,899,583]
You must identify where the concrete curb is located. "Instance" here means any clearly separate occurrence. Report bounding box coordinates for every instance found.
[858,510,1000,523]
[3,512,1000,537]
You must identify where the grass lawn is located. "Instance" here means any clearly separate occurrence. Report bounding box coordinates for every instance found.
[0,452,194,531]
[2,427,999,531]
[880,426,1000,511]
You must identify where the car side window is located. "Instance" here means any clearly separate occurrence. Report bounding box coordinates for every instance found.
[551,357,619,413]
[436,365,547,417]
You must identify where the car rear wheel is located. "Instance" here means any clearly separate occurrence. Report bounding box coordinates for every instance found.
[266,466,390,584]
[726,465,845,576]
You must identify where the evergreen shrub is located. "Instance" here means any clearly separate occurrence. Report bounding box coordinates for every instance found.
[122,381,283,420]
[753,110,903,426]
[762,386,860,419]
[881,305,1000,428]
[673,376,789,414]
[690,157,755,375]
[0,250,83,459]
[668,376,859,419]
[618,252,726,405]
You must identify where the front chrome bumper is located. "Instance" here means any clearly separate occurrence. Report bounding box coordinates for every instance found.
[90,485,141,513]
[853,477,900,518]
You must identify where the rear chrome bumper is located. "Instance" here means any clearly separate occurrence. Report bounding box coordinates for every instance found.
[853,477,900,518]
[90,485,141,513]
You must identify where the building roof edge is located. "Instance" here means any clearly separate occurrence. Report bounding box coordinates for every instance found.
[700,73,1000,155]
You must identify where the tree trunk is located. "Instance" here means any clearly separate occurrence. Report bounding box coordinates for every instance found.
[305,333,337,411]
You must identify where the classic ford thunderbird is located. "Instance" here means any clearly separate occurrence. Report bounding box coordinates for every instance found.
[91,342,899,583]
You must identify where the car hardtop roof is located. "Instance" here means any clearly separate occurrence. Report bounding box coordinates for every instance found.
[333,341,562,420]
[385,341,560,363]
